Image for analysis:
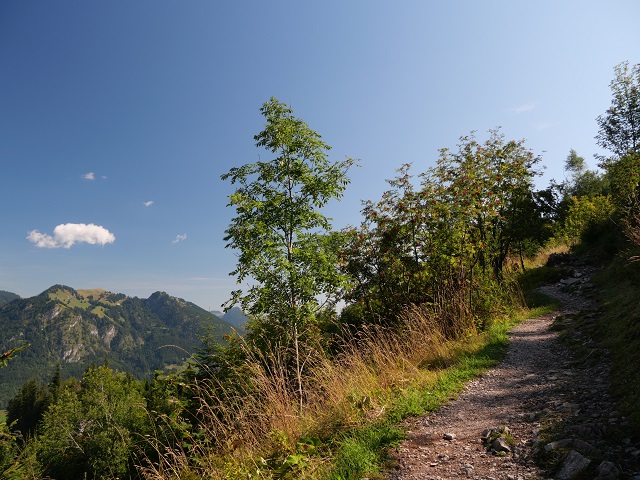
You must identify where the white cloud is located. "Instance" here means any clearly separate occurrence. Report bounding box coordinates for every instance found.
[510,102,537,114]
[144,200,154,207]
[83,172,95,180]
[27,223,116,249]
[172,234,187,245]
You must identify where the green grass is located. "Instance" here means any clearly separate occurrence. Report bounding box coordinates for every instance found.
[48,289,92,310]
[91,305,107,318]
[593,257,640,434]
[0,410,6,423]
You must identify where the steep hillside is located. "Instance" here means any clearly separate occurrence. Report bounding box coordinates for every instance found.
[0,290,20,306]
[0,285,234,406]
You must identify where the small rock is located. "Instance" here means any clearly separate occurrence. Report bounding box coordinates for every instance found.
[596,460,620,477]
[556,450,591,480]
[443,432,456,441]
[573,439,599,456]
[544,438,573,452]
[492,437,511,453]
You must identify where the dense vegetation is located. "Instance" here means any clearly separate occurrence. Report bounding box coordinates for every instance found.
[0,290,20,306]
[0,286,234,406]
[1,61,639,479]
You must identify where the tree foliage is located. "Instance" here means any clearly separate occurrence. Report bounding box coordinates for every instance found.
[596,61,640,159]
[6,378,51,438]
[596,62,640,248]
[341,130,542,329]
[35,366,150,479]
[221,97,355,402]
[222,97,354,322]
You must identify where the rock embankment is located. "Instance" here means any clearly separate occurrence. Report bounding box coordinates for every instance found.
[386,255,640,480]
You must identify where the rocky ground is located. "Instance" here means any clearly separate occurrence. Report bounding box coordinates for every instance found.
[385,255,640,480]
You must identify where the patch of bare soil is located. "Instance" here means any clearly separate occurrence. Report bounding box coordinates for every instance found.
[386,256,640,480]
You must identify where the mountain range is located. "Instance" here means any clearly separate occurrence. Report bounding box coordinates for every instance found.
[0,285,241,407]
[211,306,248,329]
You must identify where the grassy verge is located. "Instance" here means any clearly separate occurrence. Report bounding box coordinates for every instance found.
[143,279,558,479]
[593,255,640,434]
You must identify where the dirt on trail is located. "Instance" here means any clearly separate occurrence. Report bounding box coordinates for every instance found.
[385,255,640,480]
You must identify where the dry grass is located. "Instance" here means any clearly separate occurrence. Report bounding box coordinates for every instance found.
[139,298,481,479]
[530,244,570,265]
[502,244,570,274]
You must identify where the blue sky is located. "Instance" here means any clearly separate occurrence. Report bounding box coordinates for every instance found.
[1,1,638,311]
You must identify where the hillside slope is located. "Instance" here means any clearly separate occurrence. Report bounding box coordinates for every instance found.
[0,290,20,306]
[0,285,234,406]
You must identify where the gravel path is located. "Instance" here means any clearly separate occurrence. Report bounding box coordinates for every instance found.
[386,264,640,480]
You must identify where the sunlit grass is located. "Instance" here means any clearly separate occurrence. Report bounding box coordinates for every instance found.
[48,289,91,310]
[140,252,566,479]
[138,248,564,480]
[141,298,539,479]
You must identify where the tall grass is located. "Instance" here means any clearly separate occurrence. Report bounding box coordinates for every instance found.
[139,279,530,480]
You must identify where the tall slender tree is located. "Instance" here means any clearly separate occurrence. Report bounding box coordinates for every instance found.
[221,97,354,405]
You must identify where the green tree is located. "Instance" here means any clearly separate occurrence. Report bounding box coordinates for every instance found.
[430,130,540,279]
[596,62,640,246]
[36,366,150,479]
[562,149,608,199]
[565,149,586,177]
[340,130,541,331]
[221,97,355,405]
[6,379,50,438]
[340,164,432,325]
[556,195,615,245]
[596,61,640,159]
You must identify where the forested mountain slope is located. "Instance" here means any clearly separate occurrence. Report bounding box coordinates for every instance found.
[0,285,233,406]
[0,290,20,306]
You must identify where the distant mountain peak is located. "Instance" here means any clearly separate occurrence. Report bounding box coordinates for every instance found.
[221,306,248,328]
[0,290,20,307]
